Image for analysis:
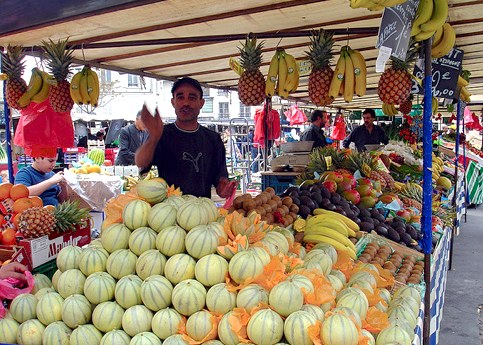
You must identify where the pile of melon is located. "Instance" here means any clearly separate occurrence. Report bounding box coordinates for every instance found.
[0,178,421,345]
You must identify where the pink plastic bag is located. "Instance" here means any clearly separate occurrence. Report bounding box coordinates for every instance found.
[0,271,35,319]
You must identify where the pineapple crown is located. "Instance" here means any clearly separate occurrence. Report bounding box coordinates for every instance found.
[54,200,91,233]
[306,29,335,70]
[41,38,74,81]
[1,45,26,78]
[238,35,264,71]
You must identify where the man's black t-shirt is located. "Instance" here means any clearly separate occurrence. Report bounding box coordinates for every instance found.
[152,123,228,197]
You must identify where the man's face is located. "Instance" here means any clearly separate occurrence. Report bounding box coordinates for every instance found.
[135,117,146,131]
[36,156,57,173]
[321,112,330,127]
[363,113,375,126]
[171,84,205,123]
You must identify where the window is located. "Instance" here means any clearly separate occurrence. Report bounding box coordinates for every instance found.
[219,102,229,118]
[217,89,229,97]
[239,104,251,118]
[202,87,210,97]
[202,97,213,113]
[104,70,111,83]
[128,74,139,87]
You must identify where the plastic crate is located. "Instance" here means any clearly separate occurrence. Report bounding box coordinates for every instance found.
[261,174,296,195]
[32,259,58,280]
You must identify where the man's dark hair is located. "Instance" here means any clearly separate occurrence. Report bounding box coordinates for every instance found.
[171,77,203,98]
[363,108,376,118]
[310,109,326,122]
[136,111,142,119]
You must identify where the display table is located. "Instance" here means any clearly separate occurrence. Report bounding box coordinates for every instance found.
[260,171,301,195]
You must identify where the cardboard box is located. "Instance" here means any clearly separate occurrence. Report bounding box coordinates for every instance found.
[18,222,91,269]
[0,245,30,268]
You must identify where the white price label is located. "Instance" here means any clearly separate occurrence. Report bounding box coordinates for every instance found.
[376,46,392,73]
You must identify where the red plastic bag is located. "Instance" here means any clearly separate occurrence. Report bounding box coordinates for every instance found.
[14,99,74,155]
[254,107,281,147]
[331,116,347,140]
[0,271,35,318]
[284,105,307,126]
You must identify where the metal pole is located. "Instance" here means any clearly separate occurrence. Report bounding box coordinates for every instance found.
[263,97,271,172]
[461,112,468,221]
[422,39,433,345]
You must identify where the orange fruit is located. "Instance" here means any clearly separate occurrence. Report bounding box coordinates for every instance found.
[12,197,34,214]
[1,228,17,246]
[0,182,13,200]
[44,205,56,212]
[9,184,29,201]
[29,196,43,208]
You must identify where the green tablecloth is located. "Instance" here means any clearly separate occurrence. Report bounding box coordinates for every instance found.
[466,160,483,205]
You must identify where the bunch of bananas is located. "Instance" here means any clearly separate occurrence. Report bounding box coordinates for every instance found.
[382,102,398,116]
[303,208,359,260]
[17,67,56,108]
[265,49,299,99]
[349,0,407,11]
[70,66,100,107]
[328,46,367,103]
[432,154,444,182]
[457,75,471,103]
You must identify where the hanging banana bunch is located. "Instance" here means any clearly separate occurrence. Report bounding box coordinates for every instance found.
[457,73,471,103]
[382,102,398,116]
[265,48,299,99]
[70,65,100,107]
[16,67,56,108]
[349,0,408,11]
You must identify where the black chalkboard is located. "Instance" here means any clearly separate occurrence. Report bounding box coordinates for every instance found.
[376,0,420,60]
[411,48,464,99]
[105,119,125,146]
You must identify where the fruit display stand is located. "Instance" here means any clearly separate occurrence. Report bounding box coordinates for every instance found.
[260,171,301,195]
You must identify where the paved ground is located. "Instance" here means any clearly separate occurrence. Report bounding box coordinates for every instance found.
[439,205,483,345]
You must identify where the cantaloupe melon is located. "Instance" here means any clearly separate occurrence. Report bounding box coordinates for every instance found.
[115,274,143,309]
[205,283,237,314]
[171,279,206,316]
[151,308,184,340]
[141,275,173,312]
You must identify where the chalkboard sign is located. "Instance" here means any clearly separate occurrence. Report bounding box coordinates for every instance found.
[376,0,420,60]
[411,48,464,99]
[105,119,125,146]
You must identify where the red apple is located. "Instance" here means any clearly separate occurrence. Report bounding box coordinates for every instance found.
[322,180,337,193]
[342,189,361,205]
[355,184,373,197]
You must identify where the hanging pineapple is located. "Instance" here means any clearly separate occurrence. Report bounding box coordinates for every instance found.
[306,29,335,106]
[377,41,419,106]
[1,45,28,110]
[41,38,75,112]
[237,36,266,106]
[398,95,413,115]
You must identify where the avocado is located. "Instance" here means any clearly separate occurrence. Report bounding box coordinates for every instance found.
[330,192,341,204]
[298,205,311,219]
[400,232,413,246]
[311,193,323,205]
[288,190,300,199]
[309,185,321,194]
[299,196,316,211]
[393,227,406,236]
[361,217,374,224]
[359,208,371,219]
[300,190,312,198]
[334,206,347,217]
[387,228,401,242]
[319,186,331,199]
[286,186,299,194]
[410,244,423,252]
[360,222,374,232]
[405,226,419,240]
[375,225,388,237]
[373,219,380,227]
[350,204,360,216]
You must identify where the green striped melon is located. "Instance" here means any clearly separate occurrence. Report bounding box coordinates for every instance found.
[78,246,109,276]
[51,269,62,291]
[88,148,105,165]
[92,301,125,333]
[312,243,338,263]
[148,202,177,232]
[387,305,417,329]
[106,249,137,279]
[236,283,269,311]
[0,317,19,344]
[36,292,63,325]
[171,279,206,316]
[336,287,366,303]
[137,179,168,204]
[84,271,116,304]
[185,224,219,259]
[42,321,71,345]
[89,238,103,248]
[130,331,162,345]
[321,313,358,345]
[228,250,265,285]
[17,319,45,345]
[100,329,131,345]
[123,199,151,230]
[152,308,184,340]
[248,246,271,266]
[122,305,154,336]
[327,274,344,292]
[392,285,422,305]
[186,310,217,342]
[349,279,374,295]
[269,278,303,317]
[217,311,240,345]
[261,231,289,255]
[198,197,219,222]
[70,324,103,345]
[115,274,143,309]
[303,249,333,276]
[136,249,167,280]
[163,334,189,344]
[362,329,376,345]
[206,221,227,241]
[333,307,362,328]
[247,308,284,345]
[205,282,237,314]
[164,253,196,284]
[62,294,92,328]
[284,310,317,345]
[141,275,173,311]
[336,291,369,320]
[195,253,228,287]
[390,295,420,316]
[176,199,209,231]
[376,325,411,345]
[330,269,347,284]
[101,223,131,253]
[349,271,377,290]
[290,273,315,294]
[35,287,55,300]
[129,226,158,256]
[300,304,325,322]
[388,317,414,338]
[379,288,391,304]
[31,273,52,294]
[155,225,186,256]
[273,226,295,248]
[164,195,185,210]
[56,245,82,272]
[10,293,37,323]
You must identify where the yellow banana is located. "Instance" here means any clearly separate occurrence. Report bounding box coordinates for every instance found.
[328,49,346,99]
[432,25,445,47]
[30,70,52,103]
[420,0,448,33]
[265,51,280,97]
[457,75,469,87]
[414,29,436,42]
[304,227,355,251]
[306,216,350,237]
[382,102,389,115]
[380,0,407,6]
[70,71,84,105]
[18,68,43,108]
[303,234,357,260]
[349,0,377,9]
[283,52,299,93]
[276,50,288,98]
[343,48,355,103]
[86,67,100,107]
[432,97,438,114]
[348,48,367,97]
[460,86,471,102]
[313,208,360,232]
[79,69,91,105]
[410,0,434,37]
[431,22,455,58]
[389,103,398,116]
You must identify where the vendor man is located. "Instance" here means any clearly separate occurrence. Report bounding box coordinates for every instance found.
[343,108,389,151]
[135,77,236,198]
[14,154,64,206]
[300,109,329,149]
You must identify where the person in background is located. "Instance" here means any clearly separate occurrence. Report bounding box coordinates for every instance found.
[300,109,329,149]
[96,129,105,141]
[115,112,148,166]
[14,154,64,206]
[135,77,236,198]
[0,262,27,282]
[343,108,389,151]
[77,128,96,148]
